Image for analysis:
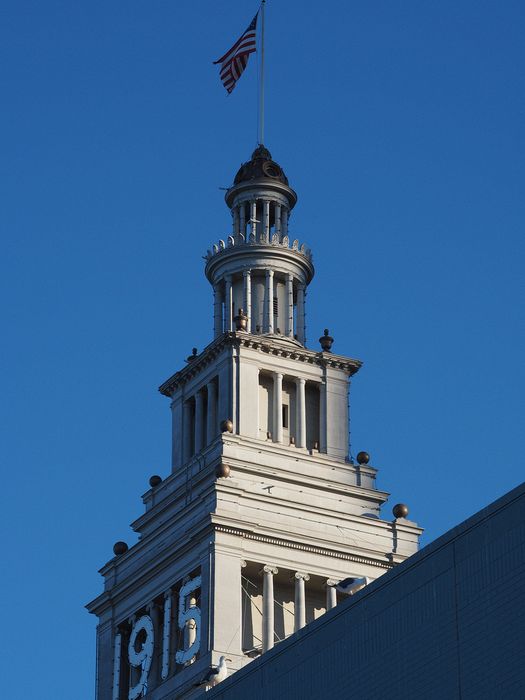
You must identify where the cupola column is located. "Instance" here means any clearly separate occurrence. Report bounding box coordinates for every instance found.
[297,283,306,344]
[273,372,283,443]
[285,273,294,337]
[213,283,223,338]
[275,203,282,237]
[239,204,246,239]
[243,270,252,332]
[265,270,274,333]
[250,200,257,240]
[282,208,289,237]
[263,199,270,241]
[225,275,233,331]
[232,207,239,237]
[295,377,306,448]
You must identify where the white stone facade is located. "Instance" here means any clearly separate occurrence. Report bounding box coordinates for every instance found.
[87,145,423,700]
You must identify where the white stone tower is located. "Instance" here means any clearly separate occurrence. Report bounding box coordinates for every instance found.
[87,145,422,699]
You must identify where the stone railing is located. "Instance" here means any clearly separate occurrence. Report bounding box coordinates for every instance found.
[205,232,313,262]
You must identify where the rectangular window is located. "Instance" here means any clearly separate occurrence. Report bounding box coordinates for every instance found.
[282,404,289,428]
[273,296,278,316]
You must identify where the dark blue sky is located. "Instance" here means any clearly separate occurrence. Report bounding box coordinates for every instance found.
[1,1,523,695]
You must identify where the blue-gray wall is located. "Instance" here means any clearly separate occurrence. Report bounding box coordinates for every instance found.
[208,482,525,700]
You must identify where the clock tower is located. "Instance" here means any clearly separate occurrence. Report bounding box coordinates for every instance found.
[87,145,422,699]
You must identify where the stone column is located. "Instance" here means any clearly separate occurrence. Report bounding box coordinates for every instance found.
[296,283,305,344]
[232,207,239,237]
[295,377,306,448]
[243,269,252,332]
[161,591,172,680]
[194,390,204,454]
[225,274,233,331]
[294,572,310,631]
[285,273,294,337]
[262,565,278,652]
[273,372,283,444]
[264,199,270,240]
[213,283,223,338]
[326,580,338,611]
[319,382,328,452]
[111,631,122,700]
[275,203,282,237]
[265,269,274,333]
[147,602,161,684]
[251,200,257,240]
[319,382,327,453]
[206,380,217,443]
[239,203,246,238]
[182,400,192,462]
[282,208,289,237]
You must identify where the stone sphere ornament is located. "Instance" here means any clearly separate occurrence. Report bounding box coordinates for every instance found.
[220,419,234,433]
[356,451,370,465]
[149,475,162,488]
[393,503,409,519]
[216,463,231,478]
[113,541,129,556]
[319,328,334,352]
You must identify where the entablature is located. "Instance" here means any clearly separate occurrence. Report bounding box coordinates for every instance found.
[159,331,362,397]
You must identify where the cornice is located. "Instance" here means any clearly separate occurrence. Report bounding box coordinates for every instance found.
[159,332,362,396]
[214,523,395,570]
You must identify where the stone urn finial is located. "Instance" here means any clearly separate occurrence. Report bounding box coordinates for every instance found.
[319,329,334,352]
[234,308,248,332]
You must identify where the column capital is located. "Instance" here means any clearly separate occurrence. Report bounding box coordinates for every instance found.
[293,571,310,581]
[273,372,283,380]
[325,579,339,588]
[266,268,274,277]
[164,589,172,601]
[243,269,252,277]
[261,565,279,575]
[296,377,306,386]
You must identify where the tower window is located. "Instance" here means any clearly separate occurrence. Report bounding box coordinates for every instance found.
[282,405,289,428]
[273,297,278,316]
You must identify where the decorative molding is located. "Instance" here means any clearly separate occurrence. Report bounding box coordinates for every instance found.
[159,333,362,396]
[215,524,394,570]
[293,571,310,581]
[261,565,279,575]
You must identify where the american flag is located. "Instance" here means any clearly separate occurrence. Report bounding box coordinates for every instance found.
[213,13,258,94]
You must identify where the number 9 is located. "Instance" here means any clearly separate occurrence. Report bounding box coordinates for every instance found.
[128,615,154,700]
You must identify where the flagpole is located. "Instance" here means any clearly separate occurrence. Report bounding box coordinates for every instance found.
[259,0,266,144]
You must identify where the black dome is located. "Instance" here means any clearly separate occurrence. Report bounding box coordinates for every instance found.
[233,144,289,186]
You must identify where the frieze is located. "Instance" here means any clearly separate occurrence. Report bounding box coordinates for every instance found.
[214,524,394,570]
[159,333,362,396]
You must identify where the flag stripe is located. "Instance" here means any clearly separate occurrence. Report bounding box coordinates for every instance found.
[213,13,258,94]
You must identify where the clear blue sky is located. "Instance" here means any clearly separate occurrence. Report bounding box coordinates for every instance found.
[1,1,523,696]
